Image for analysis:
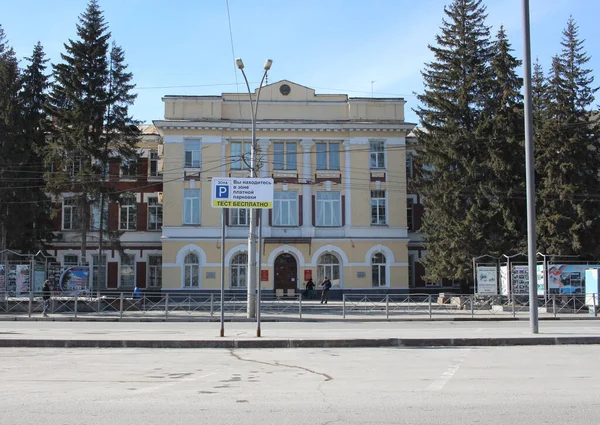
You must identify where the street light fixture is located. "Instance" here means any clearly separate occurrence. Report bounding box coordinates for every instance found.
[236,58,272,319]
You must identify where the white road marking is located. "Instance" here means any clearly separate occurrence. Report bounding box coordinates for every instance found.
[427,349,471,392]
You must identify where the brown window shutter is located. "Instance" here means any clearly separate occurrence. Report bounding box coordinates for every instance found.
[108,160,120,181]
[138,158,149,180]
[312,195,316,226]
[54,203,63,230]
[298,195,303,226]
[268,209,272,226]
[341,195,346,227]
[225,208,229,226]
[108,203,119,230]
[107,262,118,289]
[137,202,147,231]
[136,261,147,288]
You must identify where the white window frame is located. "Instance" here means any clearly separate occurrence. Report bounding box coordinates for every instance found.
[407,196,416,231]
[149,150,162,177]
[316,142,340,170]
[371,252,387,287]
[230,141,252,170]
[183,189,201,225]
[183,252,200,288]
[273,191,298,227]
[120,197,137,231]
[90,199,108,231]
[184,140,201,169]
[317,253,341,288]
[273,141,297,170]
[91,254,107,290]
[370,140,385,169]
[148,197,163,231]
[148,255,162,288]
[63,254,79,267]
[119,254,136,289]
[120,158,138,178]
[230,252,248,288]
[62,198,79,231]
[316,191,341,227]
[406,153,414,180]
[370,190,387,225]
[230,208,250,226]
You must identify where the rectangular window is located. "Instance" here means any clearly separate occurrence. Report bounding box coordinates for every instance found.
[67,156,82,177]
[148,197,163,230]
[316,192,341,227]
[183,189,201,225]
[63,255,79,267]
[62,198,80,230]
[408,255,415,288]
[370,190,386,225]
[407,198,414,231]
[149,150,162,177]
[91,254,107,290]
[148,255,162,288]
[120,254,135,289]
[370,140,385,169]
[316,142,340,170]
[120,197,137,230]
[273,141,297,170]
[406,154,413,180]
[120,158,137,178]
[90,200,108,231]
[230,141,252,170]
[184,140,201,168]
[230,208,250,226]
[273,192,298,226]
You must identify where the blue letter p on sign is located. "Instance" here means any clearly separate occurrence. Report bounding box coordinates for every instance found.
[216,185,229,199]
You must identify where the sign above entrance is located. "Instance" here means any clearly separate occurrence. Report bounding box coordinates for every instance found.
[211,177,274,209]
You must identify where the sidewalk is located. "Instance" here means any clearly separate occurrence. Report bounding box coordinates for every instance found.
[1,319,600,348]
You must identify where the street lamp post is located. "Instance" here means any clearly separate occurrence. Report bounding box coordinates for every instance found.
[236,58,272,318]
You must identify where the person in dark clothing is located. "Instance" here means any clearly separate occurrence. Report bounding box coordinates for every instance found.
[320,277,332,304]
[306,278,315,299]
[42,280,52,317]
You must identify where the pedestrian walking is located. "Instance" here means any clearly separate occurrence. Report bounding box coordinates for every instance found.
[42,280,52,317]
[320,276,332,304]
[306,278,315,299]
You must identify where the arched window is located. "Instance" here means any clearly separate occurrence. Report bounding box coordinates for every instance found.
[184,252,199,288]
[318,253,340,287]
[231,252,248,288]
[371,252,386,287]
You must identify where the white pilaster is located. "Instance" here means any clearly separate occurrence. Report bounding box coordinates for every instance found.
[258,139,271,228]
[343,140,352,228]
[300,139,314,231]
[220,138,228,177]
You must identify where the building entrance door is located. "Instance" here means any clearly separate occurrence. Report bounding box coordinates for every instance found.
[274,253,297,292]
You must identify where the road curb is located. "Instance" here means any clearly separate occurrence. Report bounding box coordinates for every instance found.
[1,336,600,348]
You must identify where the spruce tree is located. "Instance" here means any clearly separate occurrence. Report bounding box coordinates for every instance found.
[45,0,140,262]
[535,17,600,257]
[414,0,494,283]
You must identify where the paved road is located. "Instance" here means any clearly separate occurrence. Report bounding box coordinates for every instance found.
[1,319,600,340]
[2,345,600,425]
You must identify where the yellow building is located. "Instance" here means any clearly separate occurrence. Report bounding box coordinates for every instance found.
[154,81,415,295]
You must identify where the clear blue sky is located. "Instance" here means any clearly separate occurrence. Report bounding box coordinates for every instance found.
[2,0,599,125]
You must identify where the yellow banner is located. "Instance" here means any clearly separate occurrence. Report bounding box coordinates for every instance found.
[212,200,272,208]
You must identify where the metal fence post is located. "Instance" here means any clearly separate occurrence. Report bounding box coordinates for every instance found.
[119,293,124,319]
[385,295,389,319]
[299,294,302,319]
[428,294,432,319]
[74,293,78,319]
[342,294,346,319]
[470,295,474,318]
[552,294,557,318]
[573,295,576,314]
[165,293,169,320]
[210,293,214,317]
[593,293,597,318]
[512,294,516,318]
[28,291,33,318]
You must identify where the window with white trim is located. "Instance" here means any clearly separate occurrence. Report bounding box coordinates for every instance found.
[120,197,137,230]
[183,189,201,225]
[371,253,387,287]
[317,253,340,287]
[149,150,162,177]
[148,255,162,288]
[230,208,249,226]
[273,141,297,170]
[316,142,340,170]
[67,155,82,177]
[230,252,248,288]
[316,191,341,227]
[184,252,200,288]
[406,153,414,180]
[407,198,414,231]
[148,197,163,230]
[184,140,201,168]
[90,199,108,231]
[273,191,298,227]
[120,254,135,289]
[120,158,137,178]
[370,190,386,225]
[230,141,252,170]
[63,255,79,267]
[370,140,385,169]
[62,198,80,230]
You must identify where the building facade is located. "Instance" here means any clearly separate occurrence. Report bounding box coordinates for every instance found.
[49,125,164,291]
[154,81,415,295]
